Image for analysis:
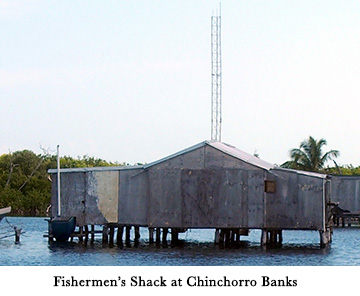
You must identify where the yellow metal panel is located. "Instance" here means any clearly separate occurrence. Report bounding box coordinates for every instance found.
[95,171,119,223]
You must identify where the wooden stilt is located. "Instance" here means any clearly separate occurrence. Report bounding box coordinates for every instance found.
[102,225,108,244]
[14,227,21,244]
[78,226,84,242]
[171,228,179,244]
[319,228,331,248]
[90,225,95,243]
[278,230,283,244]
[261,229,268,246]
[125,226,131,244]
[219,228,225,244]
[156,228,161,244]
[134,226,140,241]
[269,230,276,244]
[214,229,220,244]
[83,225,89,243]
[109,225,115,245]
[162,227,168,243]
[149,227,154,244]
[117,225,124,245]
[231,229,235,243]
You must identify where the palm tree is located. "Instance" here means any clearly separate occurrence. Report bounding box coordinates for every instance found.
[281,136,340,172]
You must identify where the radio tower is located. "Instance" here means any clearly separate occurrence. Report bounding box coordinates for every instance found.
[211,6,222,142]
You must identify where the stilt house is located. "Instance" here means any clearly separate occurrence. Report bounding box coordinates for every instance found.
[48,140,333,246]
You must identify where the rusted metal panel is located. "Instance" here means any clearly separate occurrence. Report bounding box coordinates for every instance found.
[84,170,119,225]
[118,168,149,225]
[330,176,360,212]
[52,171,120,226]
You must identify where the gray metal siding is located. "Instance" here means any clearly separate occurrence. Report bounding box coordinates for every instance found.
[266,170,324,230]
[148,168,265,228]
[148,169,182,227]
[118,169,149,225]
[330,176,360,212]
[53,172,86,225]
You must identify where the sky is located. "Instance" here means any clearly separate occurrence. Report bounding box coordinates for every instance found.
[1,0,360,166]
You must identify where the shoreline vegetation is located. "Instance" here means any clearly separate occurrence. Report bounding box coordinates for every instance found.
[0,139,358,216]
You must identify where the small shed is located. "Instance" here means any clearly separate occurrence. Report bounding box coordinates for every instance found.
[330,175,360,212]
[48,140,333,246]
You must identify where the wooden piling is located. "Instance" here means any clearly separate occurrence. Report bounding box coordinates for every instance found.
[214,229,220,244]
[109,225,115,245]
[84,225,89,243]
[90,225,95,243]
[155,228,161,244]
[171,228,179,244]
[125,226,131,244]
[261,229,268,246]
[231,229,235,243]
[134,226,140,245]
[14,227,21,244]
[162,227,168,243]
[117,225,124,245]
[319,229,331,248]
[278,230,283,244]
[219,228,225,244]
[102,225,108,244]
[149,227,154,244]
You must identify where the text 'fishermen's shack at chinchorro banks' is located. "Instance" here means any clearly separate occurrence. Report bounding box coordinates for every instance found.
[47,140,339,247]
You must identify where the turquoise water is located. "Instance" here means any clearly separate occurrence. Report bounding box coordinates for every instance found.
[1,217,360,266]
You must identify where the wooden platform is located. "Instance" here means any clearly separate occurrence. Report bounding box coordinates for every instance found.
[333,212,360,227]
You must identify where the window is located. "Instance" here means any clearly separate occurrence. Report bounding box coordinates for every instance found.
[265,180,276,193]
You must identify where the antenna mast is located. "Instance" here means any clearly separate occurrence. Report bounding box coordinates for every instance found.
[211,5,222,142]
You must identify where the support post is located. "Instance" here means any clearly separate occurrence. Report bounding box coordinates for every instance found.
[219,228,225,244]
[261,229,268,246]
[171,228,179,244]
[102,225,108,244]
[214,229,220,244]
[109,225,115,245]
[125,226,131,245]
[90,225,95,243]
[162,227,168,244]
[156,228,161,244]
[14,227,21,244]
[84,225,89,243]
[319,228,331,248]
[278,230,283,245]
[79,226,83,242]
[149,227,154,244]
[117,225,124,245]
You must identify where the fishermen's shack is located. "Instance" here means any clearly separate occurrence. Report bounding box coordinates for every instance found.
[48,140,333,246]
